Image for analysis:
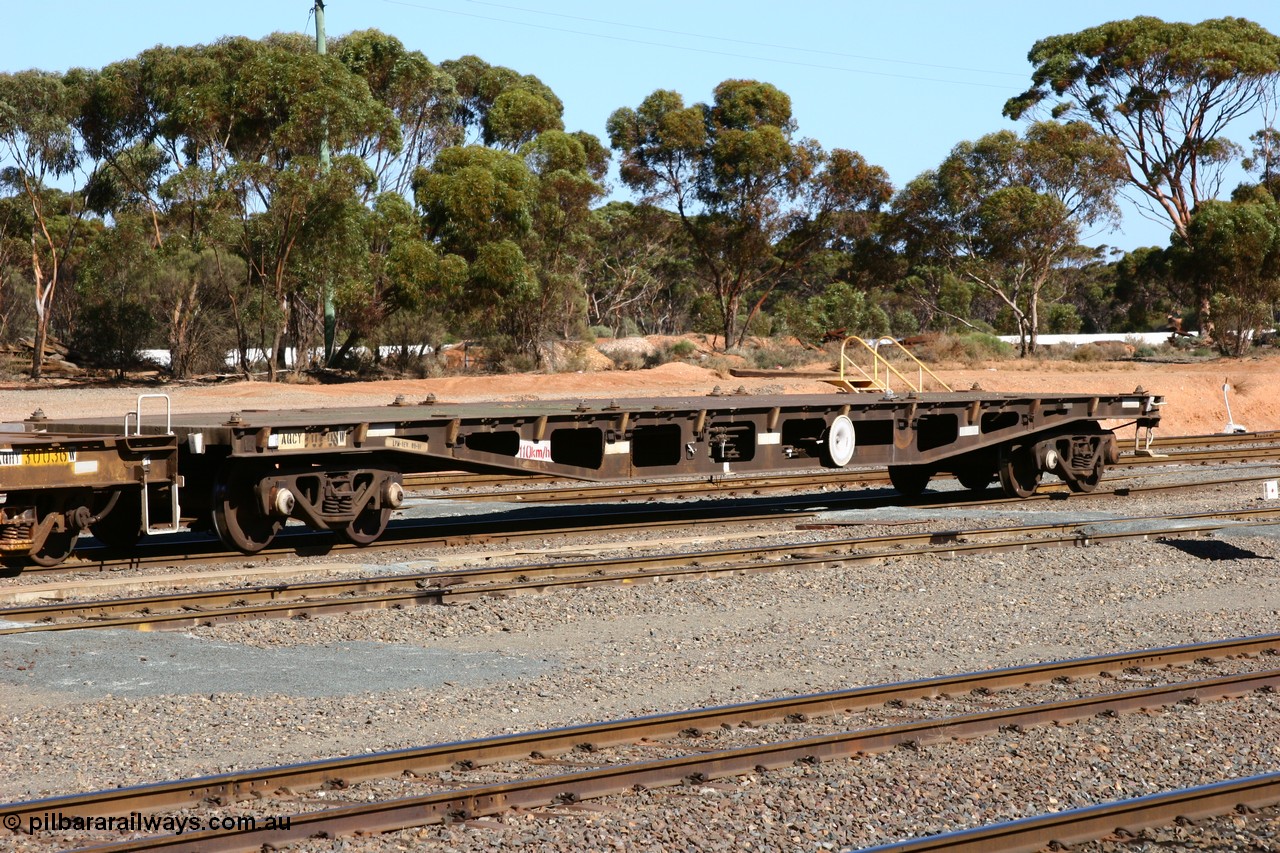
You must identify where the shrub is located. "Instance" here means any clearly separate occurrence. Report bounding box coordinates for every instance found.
[751,341,812,369]
[669,339,697,358]
[910,332,1014,365]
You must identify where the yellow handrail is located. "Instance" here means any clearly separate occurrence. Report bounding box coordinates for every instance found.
[836,336,952,394]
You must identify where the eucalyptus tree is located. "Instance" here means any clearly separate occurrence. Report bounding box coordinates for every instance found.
[412,144,538,347]
[585,201,689,335]
[363,190,464,365]
[608,80,892,349]
[440,55,564,150]
[71,215,158,376]
[0,195,31,342]
[888,122,1126,354]
[333,30,462,200]
[518,129,607,343]
[1005,16,1280,339]
[1170,199,1280,355]
[1006,17,1280,238]
[411,127,605,361]
[73,36,398,378]
[0,69,97,378]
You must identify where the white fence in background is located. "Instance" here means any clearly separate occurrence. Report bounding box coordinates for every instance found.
[995,332,1190,347]
[138,344,441,369]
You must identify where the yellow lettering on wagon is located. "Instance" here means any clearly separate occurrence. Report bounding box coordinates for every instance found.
[0,449,77,466]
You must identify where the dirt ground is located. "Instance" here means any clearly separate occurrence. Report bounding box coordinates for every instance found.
[1,353,1276,437]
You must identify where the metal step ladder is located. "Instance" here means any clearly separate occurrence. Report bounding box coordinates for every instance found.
[125,394,183,534]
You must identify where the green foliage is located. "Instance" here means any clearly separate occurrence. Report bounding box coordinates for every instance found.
[669,339,696,358]
[441,55,563,150]
[609,80,892,349]
[71,218,158,375]
[333,30,461,198]
[887,121,1124,355]
[1171,198,1280,354]
[11,21,1280,380]
[909,331,1013,365]
[1041,303,1082,334]
[70,300,155,375]
[1005,16,1280,244]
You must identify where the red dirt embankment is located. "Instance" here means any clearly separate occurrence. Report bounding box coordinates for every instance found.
[1,355,1274,437]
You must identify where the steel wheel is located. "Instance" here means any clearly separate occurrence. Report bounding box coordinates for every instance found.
[957,461,993,489]
[212,471,281,554]
[1067,458,1103,493]
[339,506,390,546]
[997,446,1041,498]
[30,525,77,567]
[888,464,932,497]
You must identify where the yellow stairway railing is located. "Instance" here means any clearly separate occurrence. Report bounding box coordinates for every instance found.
[823,336,952,394]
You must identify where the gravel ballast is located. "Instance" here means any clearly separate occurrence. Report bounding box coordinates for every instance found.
[3,475,1280,851]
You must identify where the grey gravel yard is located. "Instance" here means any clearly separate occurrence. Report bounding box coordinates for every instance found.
[3,474,1280,851]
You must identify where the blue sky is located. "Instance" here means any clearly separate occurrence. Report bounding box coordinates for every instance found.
[5,1,1279,252]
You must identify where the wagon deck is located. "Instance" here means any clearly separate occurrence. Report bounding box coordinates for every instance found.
[7,386,1162,563]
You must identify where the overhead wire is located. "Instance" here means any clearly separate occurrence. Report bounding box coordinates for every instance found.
[380,0,1024,91]
[460,0,1025,79]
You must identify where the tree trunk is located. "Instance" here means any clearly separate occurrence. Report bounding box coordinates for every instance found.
[30,236,49,380]
[1027,292,1039,355]
[1198,294,1216,346]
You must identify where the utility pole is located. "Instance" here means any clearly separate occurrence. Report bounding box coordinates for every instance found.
[316,0,336,365]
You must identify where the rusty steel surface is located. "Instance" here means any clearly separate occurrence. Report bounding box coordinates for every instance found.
[40,666,1280,852]
[27,390,1164,482]
[10,502,1280,635]
[5,635,1277,830]
[0,432,177,492]
[8,456,1278,582]
[858,773,1280,852]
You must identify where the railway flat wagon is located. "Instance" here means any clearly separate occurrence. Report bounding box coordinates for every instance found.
[0,423,178,566]
[19,387,1163,562]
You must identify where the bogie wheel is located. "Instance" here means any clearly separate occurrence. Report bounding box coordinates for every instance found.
[955,465,995,491]
[91,488,143,549]
[888,464,933,497]
[340,506,391,546]
[212,470,282,554]
[26,494,81,567]
[1067,458,1104,494]
[30,524,77,567]
[998,446,1041,498]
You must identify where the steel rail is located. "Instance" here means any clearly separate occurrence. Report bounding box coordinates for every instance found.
[8,503,1280,634]
[11,454,1280,582]
[12,502,1280,635]
[858,772,1280,853]
[4,634,1277,828]
[410,446,1280,503]
[398,429,1280,491]
[9,507,817,578]
[53,667,1280,852]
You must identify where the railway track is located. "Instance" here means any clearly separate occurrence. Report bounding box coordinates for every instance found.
[7,633,1278,851]
[861,773,1280,852]
[403,435,1280,503]
[6,501,1280,634]
[11,441,1280,583]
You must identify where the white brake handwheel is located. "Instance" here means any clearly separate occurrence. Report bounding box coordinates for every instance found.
[824,415,856,467]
